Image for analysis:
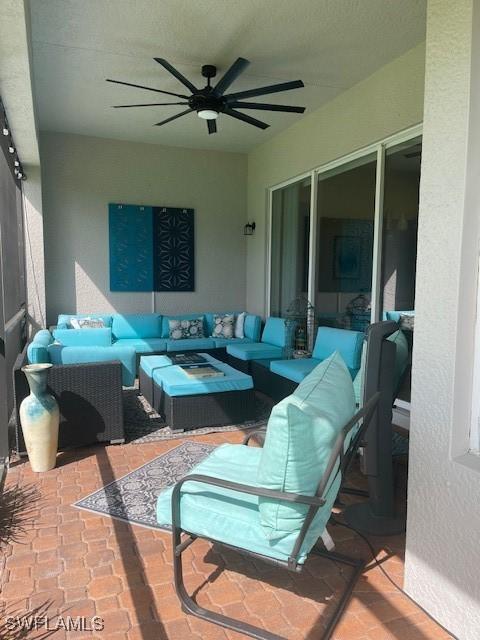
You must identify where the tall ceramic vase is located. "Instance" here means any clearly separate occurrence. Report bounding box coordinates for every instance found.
[20,364,59,472]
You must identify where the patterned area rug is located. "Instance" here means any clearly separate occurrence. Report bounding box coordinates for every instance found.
[74,441,215,529]
[123,385,271,444]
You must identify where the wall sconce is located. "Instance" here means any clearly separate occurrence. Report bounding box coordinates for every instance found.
[244,221,256,236]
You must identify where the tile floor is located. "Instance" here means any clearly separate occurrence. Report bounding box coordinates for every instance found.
[0,431,453,639]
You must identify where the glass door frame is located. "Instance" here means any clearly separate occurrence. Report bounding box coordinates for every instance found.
[266,123,423,325]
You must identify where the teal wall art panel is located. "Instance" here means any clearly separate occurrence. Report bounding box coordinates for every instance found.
[109,203,195,292]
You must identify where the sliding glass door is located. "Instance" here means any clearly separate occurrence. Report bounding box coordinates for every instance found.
[269,177,311,317]
[268,127,422,406]
[315,153,377,332]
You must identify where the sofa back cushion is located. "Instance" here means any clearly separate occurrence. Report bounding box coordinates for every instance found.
[57,314,113,330]
[312,327,364,377]
[261,317,286,347]
[161,314,205,338]
[53,328,112,347]
[257,352,355,540]
[244,314,261,342]
[112,314,162,339]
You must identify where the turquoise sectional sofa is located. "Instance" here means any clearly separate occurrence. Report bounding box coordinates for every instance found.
[27,312,262,386]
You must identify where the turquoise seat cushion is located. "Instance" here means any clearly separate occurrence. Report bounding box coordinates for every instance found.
[48,344,136,386]
[257,352,355,540]
[388,330,409,394]
[213,337,253,348]
[114,337,167,353]
[226,342,284,361]
[112,314,162,339]
[57,314,113,330]
[139,355,172,378]
[53,327,112,347]
[152,359,253,396]
[166,338,216,352]
[261,317,287,347]
[161,314,206,338]
[312,327,364,377]
[156,444,333,564]
[270,358,321,383]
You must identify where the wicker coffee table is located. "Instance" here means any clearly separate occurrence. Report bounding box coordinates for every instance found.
[139,353,255,431]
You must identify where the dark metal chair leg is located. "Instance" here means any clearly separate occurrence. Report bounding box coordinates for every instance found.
[172,525,365,640]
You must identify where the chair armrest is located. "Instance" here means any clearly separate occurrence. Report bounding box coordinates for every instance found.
[172,473,325,519]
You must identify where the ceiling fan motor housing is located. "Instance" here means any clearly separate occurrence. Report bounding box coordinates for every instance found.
[201,64,217,80]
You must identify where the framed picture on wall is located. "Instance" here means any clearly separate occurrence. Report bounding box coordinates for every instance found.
[333,235,361,279]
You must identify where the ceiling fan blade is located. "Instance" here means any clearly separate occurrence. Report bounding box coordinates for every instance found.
[228,101,305,113]
[207,119,217,134]
[224,79,304,102]
[106,78,188,99]
[223,107,269,129]
[154,109,193,127]
[113,102,189,108]
[154,58,198,93]
[214,57,250,96]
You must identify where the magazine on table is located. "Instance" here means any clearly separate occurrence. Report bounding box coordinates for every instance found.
[180,364,225,379]
[170,353,207,365]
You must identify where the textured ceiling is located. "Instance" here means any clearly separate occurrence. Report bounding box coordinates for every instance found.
[29,0,426,153]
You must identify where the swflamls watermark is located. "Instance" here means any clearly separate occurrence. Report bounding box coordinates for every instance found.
[4,615,105,632]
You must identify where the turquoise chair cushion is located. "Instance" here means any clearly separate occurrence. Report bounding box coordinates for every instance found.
[388,330,409,394]
[53,328,112,347]
[139,355,172,378]
[261,317,287,347]
[213,337,253,348]
[269,358,322,383]
[112,314,162,339]
[226,342,284,361]
[152,359,253,396]
[384,310,414,323]
[312,327,364,377]
[114,337,167,353]
[32,330,54,346]
[257,352,355,540]
[27,343,51,364]
[161,314,206,338]
[166,338,216,352]
[156,443,336,564]
[47,344,136,386]
[57,314,113,330]
[244,315,262,342]
[352,340,367,406]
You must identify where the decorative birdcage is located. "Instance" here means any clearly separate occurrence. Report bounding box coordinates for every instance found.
[346,293,371,332]
[284,296,317,358]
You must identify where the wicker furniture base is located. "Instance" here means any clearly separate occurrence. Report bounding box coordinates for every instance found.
[225,354,251,374]
[14,349,124,454]
[156,387,256,431]
[250,360,297,402]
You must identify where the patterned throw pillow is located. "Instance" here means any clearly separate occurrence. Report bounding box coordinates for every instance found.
[71,317,105,329]
[168,317,205,340]
[212,314,235,339]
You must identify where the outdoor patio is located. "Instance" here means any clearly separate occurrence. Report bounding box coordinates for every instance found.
[1,430,451,640]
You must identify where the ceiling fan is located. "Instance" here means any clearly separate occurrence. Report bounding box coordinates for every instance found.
[106,57,305,134]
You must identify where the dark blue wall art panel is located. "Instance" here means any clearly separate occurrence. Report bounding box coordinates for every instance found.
[109,204,153,291]
[153,207,195,292]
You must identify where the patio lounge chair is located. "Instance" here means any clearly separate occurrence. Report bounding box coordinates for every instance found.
[156,350,381,640]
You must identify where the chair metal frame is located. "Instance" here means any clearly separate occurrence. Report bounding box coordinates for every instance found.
[170,391,380,640]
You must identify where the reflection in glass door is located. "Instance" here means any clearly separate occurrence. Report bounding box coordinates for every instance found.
[269,177,311,317]
[315,154,377,332]
[380,138,421,403]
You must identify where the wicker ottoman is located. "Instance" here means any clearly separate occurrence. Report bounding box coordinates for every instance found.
[141,354,255,431]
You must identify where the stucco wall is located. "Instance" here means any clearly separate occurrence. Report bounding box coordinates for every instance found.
[40,132,247,324]
[246,42,426,315]
[404,1,480,638]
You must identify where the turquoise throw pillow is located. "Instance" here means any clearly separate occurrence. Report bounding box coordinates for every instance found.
[257,352,355,540]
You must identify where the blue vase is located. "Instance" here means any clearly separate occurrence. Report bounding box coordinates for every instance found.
[19,364,59,472]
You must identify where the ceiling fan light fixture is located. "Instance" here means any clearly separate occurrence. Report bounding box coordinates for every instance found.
[197,109,219,120]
